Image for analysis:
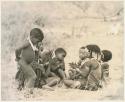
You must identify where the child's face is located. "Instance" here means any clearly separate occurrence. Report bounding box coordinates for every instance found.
[30,37,41,45]
[56,52,66,60]
[79,48,90,60]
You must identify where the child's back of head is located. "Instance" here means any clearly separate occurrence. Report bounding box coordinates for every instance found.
[101,50,112,62]
[30,28,44,44]
[86,44,101,60]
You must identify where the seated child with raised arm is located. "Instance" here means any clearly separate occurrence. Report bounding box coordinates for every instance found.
[68,46,90,80]
[64,45,102,91]
[65,46,91,89]
[68,44,101,80]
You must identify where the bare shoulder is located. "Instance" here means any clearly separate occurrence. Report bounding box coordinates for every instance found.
[85,59,100,69]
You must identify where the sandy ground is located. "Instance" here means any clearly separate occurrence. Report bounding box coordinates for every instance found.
[1,35,124,101]
[1,1,124,101]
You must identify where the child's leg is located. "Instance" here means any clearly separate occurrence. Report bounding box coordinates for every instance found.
[42,77,60,91]
[58,69,65,80]
[64,79,74,87]
[49,72,57,77]
[46,77,60,87]
[18,59,37,92]
[64,79,81,88]
[35,69,42,88]
[18,70,25,90]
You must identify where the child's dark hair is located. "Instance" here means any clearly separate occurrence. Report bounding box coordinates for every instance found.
[101,50,112,62]
[86,44,101,58]
[86,44,101,53]
[80,46,86,50]
[55,48,67,57]
[30,28,44,41]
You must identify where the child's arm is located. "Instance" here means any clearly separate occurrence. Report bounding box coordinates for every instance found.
[49,59,61,71]
[58,61,65,71]
[77,60,82,66]
[45,63,57,77]
[46,67,50,77]
[58,68,66,80]
[15,41,29,61]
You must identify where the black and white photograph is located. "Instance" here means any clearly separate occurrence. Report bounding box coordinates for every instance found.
[1,0,124,101]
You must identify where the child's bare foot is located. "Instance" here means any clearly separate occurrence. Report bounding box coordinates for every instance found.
[24,89,33,98]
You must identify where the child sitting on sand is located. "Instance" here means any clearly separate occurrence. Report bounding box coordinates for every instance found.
[48,48,66,80]
[101,50,112,84]
[68,45,101,80]
[64,45,102,91]
[15,28,45,94]
[42,48,67,90]
[68,46,90,80]
[33,42,53,88]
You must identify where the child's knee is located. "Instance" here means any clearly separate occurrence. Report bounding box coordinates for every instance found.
[64,79,68,84]
[63,79,73,87]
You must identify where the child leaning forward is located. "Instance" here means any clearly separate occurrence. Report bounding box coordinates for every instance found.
[42,48,67,90]
[15,28,45,94]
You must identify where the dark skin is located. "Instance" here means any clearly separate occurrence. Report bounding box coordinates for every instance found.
[42,52,66,88]
[64,48,102,90]
[15,36,43,93]
[64,59,100,89]
[50,52,66,80]
[15,36,41,61]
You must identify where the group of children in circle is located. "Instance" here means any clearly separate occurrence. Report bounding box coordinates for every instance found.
[15,28,112,94]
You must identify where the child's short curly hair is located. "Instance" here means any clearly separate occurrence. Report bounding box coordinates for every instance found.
[30,28,44,41]
[101,50,112,62]
[55,48,67,57]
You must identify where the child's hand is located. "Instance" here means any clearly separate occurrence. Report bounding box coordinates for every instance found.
[69,62,79,69]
